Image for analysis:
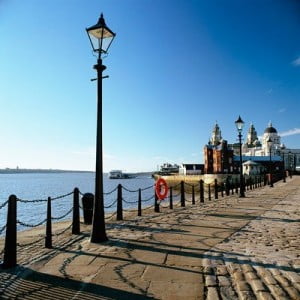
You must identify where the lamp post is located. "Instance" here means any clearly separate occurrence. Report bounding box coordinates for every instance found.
[267,137,273,187]
[288,151,293,177]
[281,151,286,182]
[235,116,245,197]
[86,14,116,243]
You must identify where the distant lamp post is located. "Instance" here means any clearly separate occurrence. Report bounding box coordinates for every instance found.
[86,13,116,243]
[267,137,273,187]
[288,150,293,177]
[281,151,286,182]
[235,116,245,197]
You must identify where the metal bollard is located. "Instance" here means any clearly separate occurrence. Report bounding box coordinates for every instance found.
[45,197,52,249]
[72,188,80,235]
[3,195,17,269]
[208,184,211,201]
[192,185,195,205]
[180,181,185,207]
[169,187,173,209]
[138,188,142,216]
[200,180,204,203]
[116,184,123,220]
[154,192,160,212]
[214,179,218,200]
[225,178,230,196]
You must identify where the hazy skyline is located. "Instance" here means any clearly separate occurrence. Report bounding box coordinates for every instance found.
[1,0,300,172]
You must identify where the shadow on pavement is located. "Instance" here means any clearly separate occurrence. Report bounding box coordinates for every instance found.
[0,266,155,300]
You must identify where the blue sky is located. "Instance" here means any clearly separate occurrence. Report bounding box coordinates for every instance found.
[0,0,299,172]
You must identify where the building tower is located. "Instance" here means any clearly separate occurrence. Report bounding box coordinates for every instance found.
[204,123,234,174]
[210,122,222,146]
[246,123,260,147]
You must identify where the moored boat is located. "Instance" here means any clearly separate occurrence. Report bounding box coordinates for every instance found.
[109,170,136,179]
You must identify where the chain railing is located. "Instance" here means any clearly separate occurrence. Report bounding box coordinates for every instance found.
[0,224,7,235]
[51,207,73,221]
[0,199,9,210]
[17,198,48,203]
[0,173,280,269]
[104,199,118,209]
[103,186,119,195]
[0,189,77,268]
[17,219,47,228]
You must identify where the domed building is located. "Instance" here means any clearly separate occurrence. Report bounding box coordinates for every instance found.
[206,121,300,175]
[232,121,300,173]
[262,121,281,155]
[240,121,282,157]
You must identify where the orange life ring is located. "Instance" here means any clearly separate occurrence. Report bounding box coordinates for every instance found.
[155,178,168,200]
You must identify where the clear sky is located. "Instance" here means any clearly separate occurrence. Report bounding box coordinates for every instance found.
[0,0,300,172]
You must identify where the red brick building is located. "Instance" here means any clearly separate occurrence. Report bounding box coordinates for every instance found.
[204,123,234,174]
[204,140,234,174]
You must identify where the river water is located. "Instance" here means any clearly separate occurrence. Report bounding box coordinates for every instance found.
[0,172,157,234]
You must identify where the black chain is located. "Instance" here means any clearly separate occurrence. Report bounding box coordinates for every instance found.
[104,186,119,195]
[0,200,9,210]
[194,187,201,193]
[141,184,155,191]
[184,190,194,195]
[104,199,118,208]
[141,204,155,211]
[184,182,194,187]
[17,198,48,203]
[17,191,74,203]
[52,207,73,220]
[122,186,139,193]
[122,197,138,204]
[172,192,181,197]
[105,212,117,220]
[171,182,182,188]
[0,224,6,235]
[17,218,47,228]
[51,191,74,200]
[141,195,154,202]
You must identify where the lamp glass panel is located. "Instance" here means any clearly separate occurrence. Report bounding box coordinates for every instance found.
[235,117,244,132]
[87,28,114,52]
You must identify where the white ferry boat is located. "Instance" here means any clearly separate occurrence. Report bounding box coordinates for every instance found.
[109,170,136,179]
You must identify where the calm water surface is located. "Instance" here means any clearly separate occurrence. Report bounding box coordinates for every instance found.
[0,172,155,234]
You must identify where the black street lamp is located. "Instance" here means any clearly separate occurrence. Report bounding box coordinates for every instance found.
[288,150,293,177]
[235,116,245,197]
[86,14,116,243]
[281,151,286,182]
[267,137,273,187]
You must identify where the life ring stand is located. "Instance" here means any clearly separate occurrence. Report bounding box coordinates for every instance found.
[155,178,168,200]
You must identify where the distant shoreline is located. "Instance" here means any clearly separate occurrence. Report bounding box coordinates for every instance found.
[0,169,154,176]
[0,168,94,174]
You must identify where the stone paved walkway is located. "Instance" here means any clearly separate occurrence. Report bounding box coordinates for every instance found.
[0,177,299,299]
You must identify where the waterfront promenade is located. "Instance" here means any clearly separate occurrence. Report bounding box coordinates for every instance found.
[0,177,299,299]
